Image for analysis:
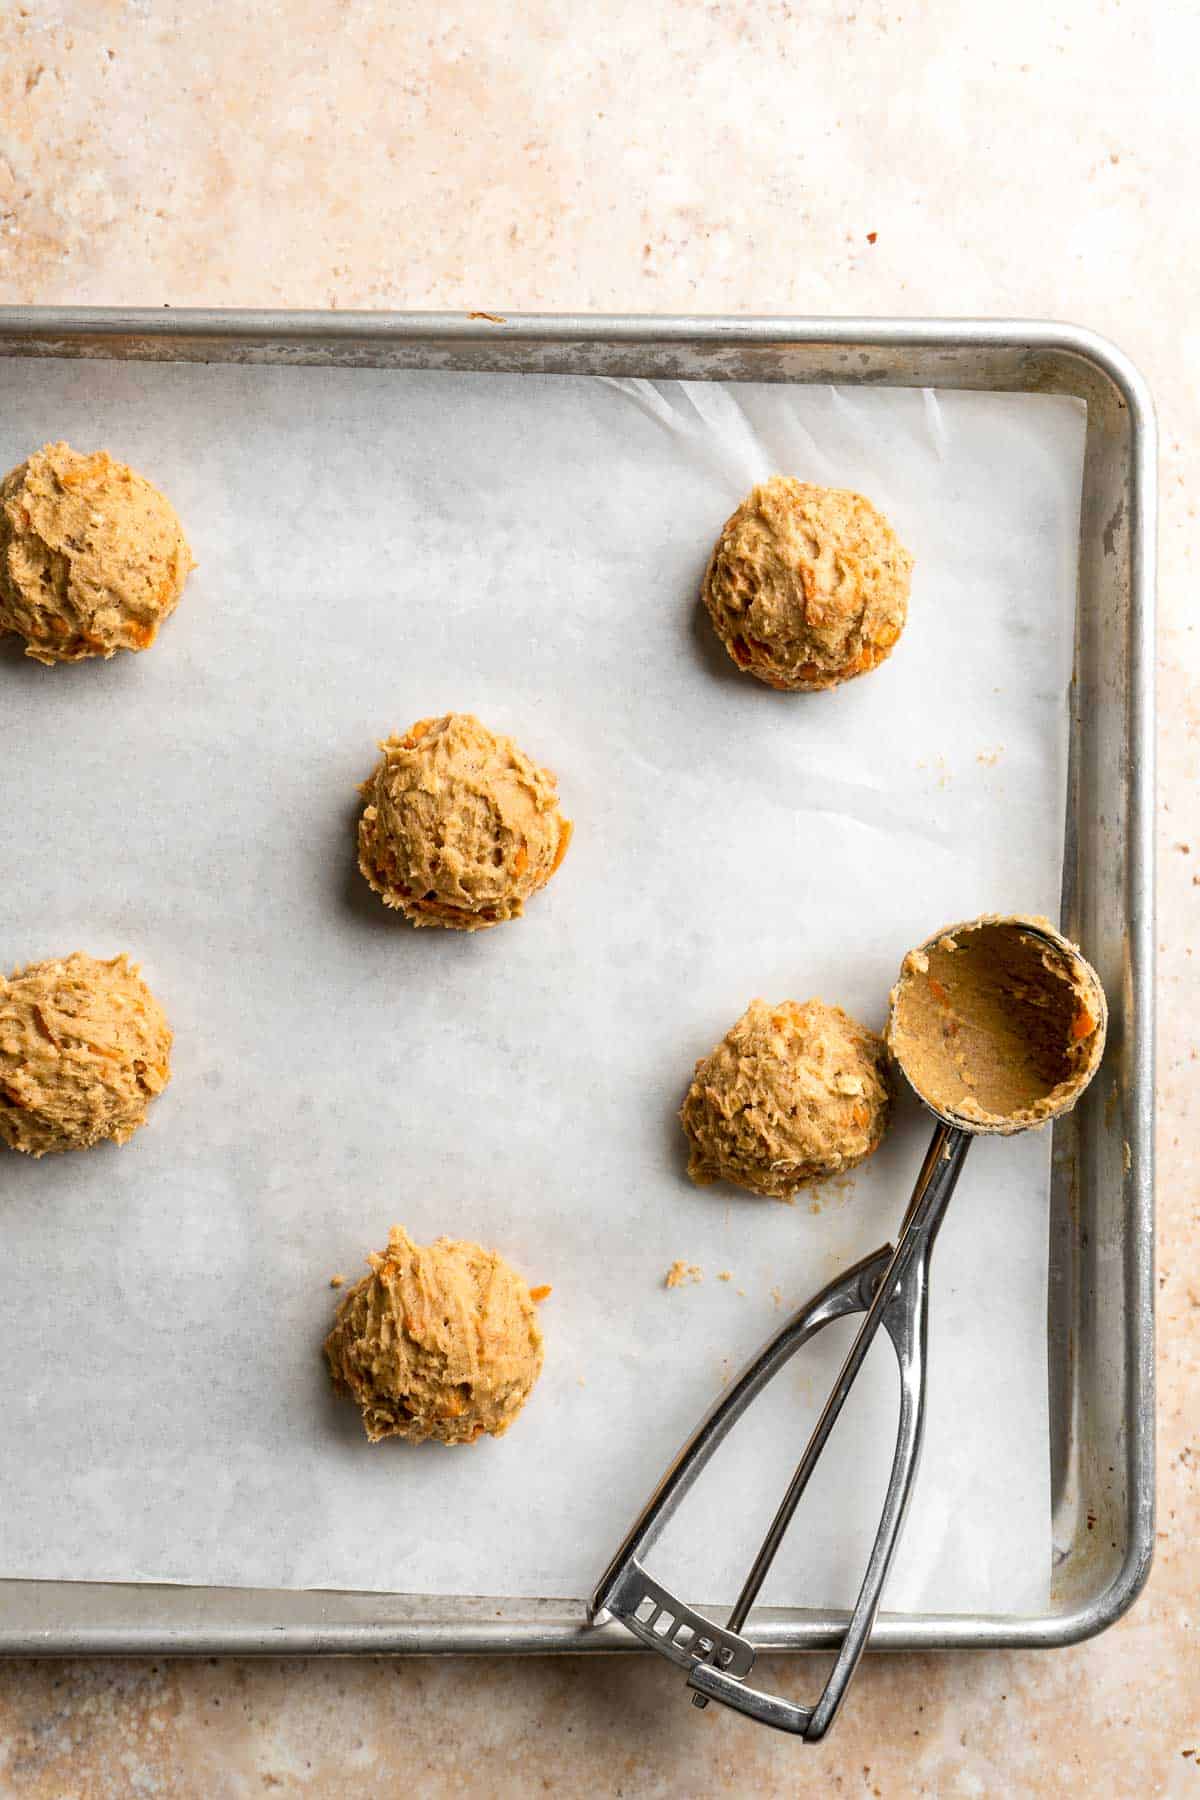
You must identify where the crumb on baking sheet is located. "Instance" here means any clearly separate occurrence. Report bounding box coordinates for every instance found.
[467,310,506,323]
[665,1260,703,1288]
[717,1270,732,1282]
[914,753,953,786]
[770,1286,783,1309]
[977,746,1005,766]
[329,1273,345,1288]
[530,1283,552,1303]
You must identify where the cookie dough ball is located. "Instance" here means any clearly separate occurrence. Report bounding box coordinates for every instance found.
[702,477,912,691]
[324,1225,546,1445]
[357,712,572,931]
[681,997,890,1198]
[0,442,193,664]
[0,953,172,1156]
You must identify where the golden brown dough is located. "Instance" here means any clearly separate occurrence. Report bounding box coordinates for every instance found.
[681,997,891,1199]
[0,953,172,1156]
[0,442,193,664]
[886,914,1107,1132]
[324,1225,545,1445]
[357,712,572,931]
[702,477,912,691]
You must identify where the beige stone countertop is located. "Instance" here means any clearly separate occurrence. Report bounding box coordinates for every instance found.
[0,2,1195,1794]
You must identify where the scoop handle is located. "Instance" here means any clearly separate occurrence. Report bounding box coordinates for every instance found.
[590,1121,972,1740]
[693,1120,972,1736]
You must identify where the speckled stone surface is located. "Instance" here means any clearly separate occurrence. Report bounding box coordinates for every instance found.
[0,2,1196,1794]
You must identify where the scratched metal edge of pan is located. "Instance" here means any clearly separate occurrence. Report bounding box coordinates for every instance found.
[0,311,1155,1658]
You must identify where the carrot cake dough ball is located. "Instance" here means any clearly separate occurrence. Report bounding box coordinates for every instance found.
[681,997,891,1199]
[0,953,172,1156]
[324,1225,546,1445]
[0,442,193,664]
[357,712,572,931]
[701,477,912,691]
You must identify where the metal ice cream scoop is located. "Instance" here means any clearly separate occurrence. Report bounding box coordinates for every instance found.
[590,915,1107,1740]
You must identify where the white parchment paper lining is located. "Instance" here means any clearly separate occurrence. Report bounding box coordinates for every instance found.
[0,360,1085,1613]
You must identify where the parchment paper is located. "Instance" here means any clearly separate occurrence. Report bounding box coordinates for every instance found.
[0,359,1085,1613]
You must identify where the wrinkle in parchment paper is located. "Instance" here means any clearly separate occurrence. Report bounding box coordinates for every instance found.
[0,360,1085,1613]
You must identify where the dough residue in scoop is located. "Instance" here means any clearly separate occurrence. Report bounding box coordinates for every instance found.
[701,477,912,691]
[886,914,1107,1132]
[0,952,173,1156]
[324,1225,546,1445]
[0,442,193,664]
[680,997,891,1199]
[357,712,572,931]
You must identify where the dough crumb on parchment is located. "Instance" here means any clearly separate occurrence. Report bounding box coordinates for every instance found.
[665,1260,703,1289]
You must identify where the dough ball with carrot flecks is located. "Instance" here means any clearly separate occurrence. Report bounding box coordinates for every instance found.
[0,952,172,1156]
[357,712,572,931]
[681,997,890,1198]
[0,442,193,664]
[324,1225,547,1445]
[702,477,911,691]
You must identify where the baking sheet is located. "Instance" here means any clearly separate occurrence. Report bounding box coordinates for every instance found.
[0,360,1085,1614]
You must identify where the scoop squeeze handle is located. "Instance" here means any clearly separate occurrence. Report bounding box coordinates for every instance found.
[589,1122,971,1740]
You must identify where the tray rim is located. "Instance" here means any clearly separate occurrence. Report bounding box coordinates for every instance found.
[0,307,1155,1658]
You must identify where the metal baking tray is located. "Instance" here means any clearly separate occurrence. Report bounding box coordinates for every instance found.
[0,309,1154,1657]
